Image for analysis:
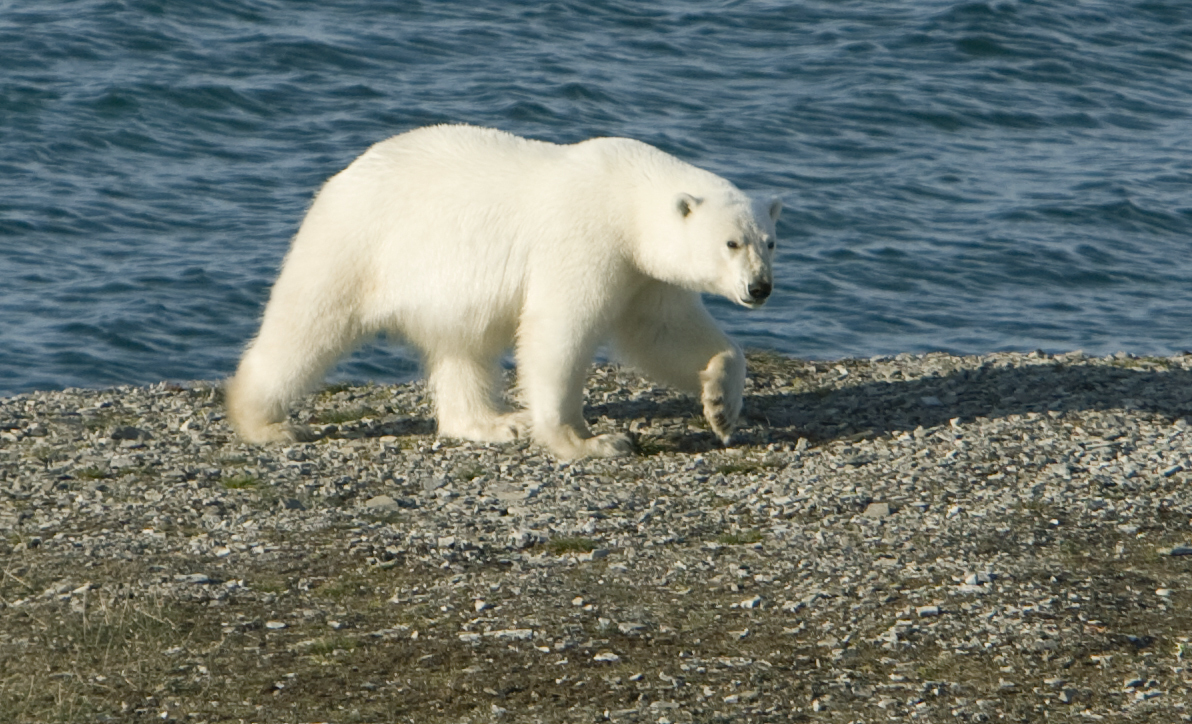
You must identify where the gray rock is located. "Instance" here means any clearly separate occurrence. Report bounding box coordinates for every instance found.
[863,502,892,519]
[363,495,402,513]
[110,425,150,441]
[174,573,213,585]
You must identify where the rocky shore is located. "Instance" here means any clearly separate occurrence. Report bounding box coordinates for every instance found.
[2,350,1191,723]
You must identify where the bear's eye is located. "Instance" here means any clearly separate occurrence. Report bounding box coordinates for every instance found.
[726,240,740,250]
[766,240,775,250]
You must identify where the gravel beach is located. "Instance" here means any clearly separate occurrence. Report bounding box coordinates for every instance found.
[2,350,1191,723]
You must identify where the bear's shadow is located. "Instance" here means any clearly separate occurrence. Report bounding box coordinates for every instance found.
[590,360,1192,452]
[336,359,1192,452]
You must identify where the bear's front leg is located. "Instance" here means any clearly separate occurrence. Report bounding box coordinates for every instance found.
[612,285,747,447]
[699,345,746,445]
[516,310,632,460]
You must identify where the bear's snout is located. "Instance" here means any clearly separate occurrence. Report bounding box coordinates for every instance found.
[748,281,772,302]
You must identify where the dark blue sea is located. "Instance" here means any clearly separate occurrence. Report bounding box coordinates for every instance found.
[3,1,1191,397]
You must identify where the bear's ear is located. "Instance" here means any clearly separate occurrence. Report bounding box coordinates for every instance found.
[676,192,702,219]
[767,198,783,222]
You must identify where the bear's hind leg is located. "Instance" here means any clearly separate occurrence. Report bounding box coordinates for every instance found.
[429,354,527,444]
[227,299,363,444]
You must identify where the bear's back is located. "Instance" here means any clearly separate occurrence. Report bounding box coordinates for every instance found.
[362,124,562,176]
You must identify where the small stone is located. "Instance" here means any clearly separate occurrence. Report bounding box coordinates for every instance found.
[740,595,762,609]
[863,502,892,519]
[280,497,305,511]
[265,621,286,630]
[509,529,540,549]
[571,596,584,606]
[920,396,942,406]
[916,605,940,617]
[617,622,646,635]
[458,633,481,644]
[1123,675,1145,688]
[362,495,402,513]
[577,548,609,562]
[1167,545,1192,556]
[1059,689,1077,704]
[484,629,533,641]
[213,546,231,558]
[110,425,150,441]
[1156,588,1173,597]
[474,599,490,612]
[963,572,992,585]
[593,651,620,663]
[174,573,212,585]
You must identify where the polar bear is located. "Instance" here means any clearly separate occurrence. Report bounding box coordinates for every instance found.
[226,125,780,460]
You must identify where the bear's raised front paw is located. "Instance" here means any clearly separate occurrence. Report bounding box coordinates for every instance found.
[702,397,738,445]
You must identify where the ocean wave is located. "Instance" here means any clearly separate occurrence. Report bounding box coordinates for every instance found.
[2,0,1191,394]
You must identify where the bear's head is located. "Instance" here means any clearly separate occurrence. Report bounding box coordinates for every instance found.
[645,187,782,308]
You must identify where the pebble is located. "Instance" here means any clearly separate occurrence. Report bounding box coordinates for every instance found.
[362,495,402,513]
[863,502,892,519]
[484,629,533,641]
[174,573,212,585]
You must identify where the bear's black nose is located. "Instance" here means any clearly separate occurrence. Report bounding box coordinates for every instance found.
[748,281,772,301]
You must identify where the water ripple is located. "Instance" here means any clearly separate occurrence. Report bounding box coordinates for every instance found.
[2,1,1191,396]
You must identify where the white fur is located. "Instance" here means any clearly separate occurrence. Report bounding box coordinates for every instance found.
[226,125,781,459]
